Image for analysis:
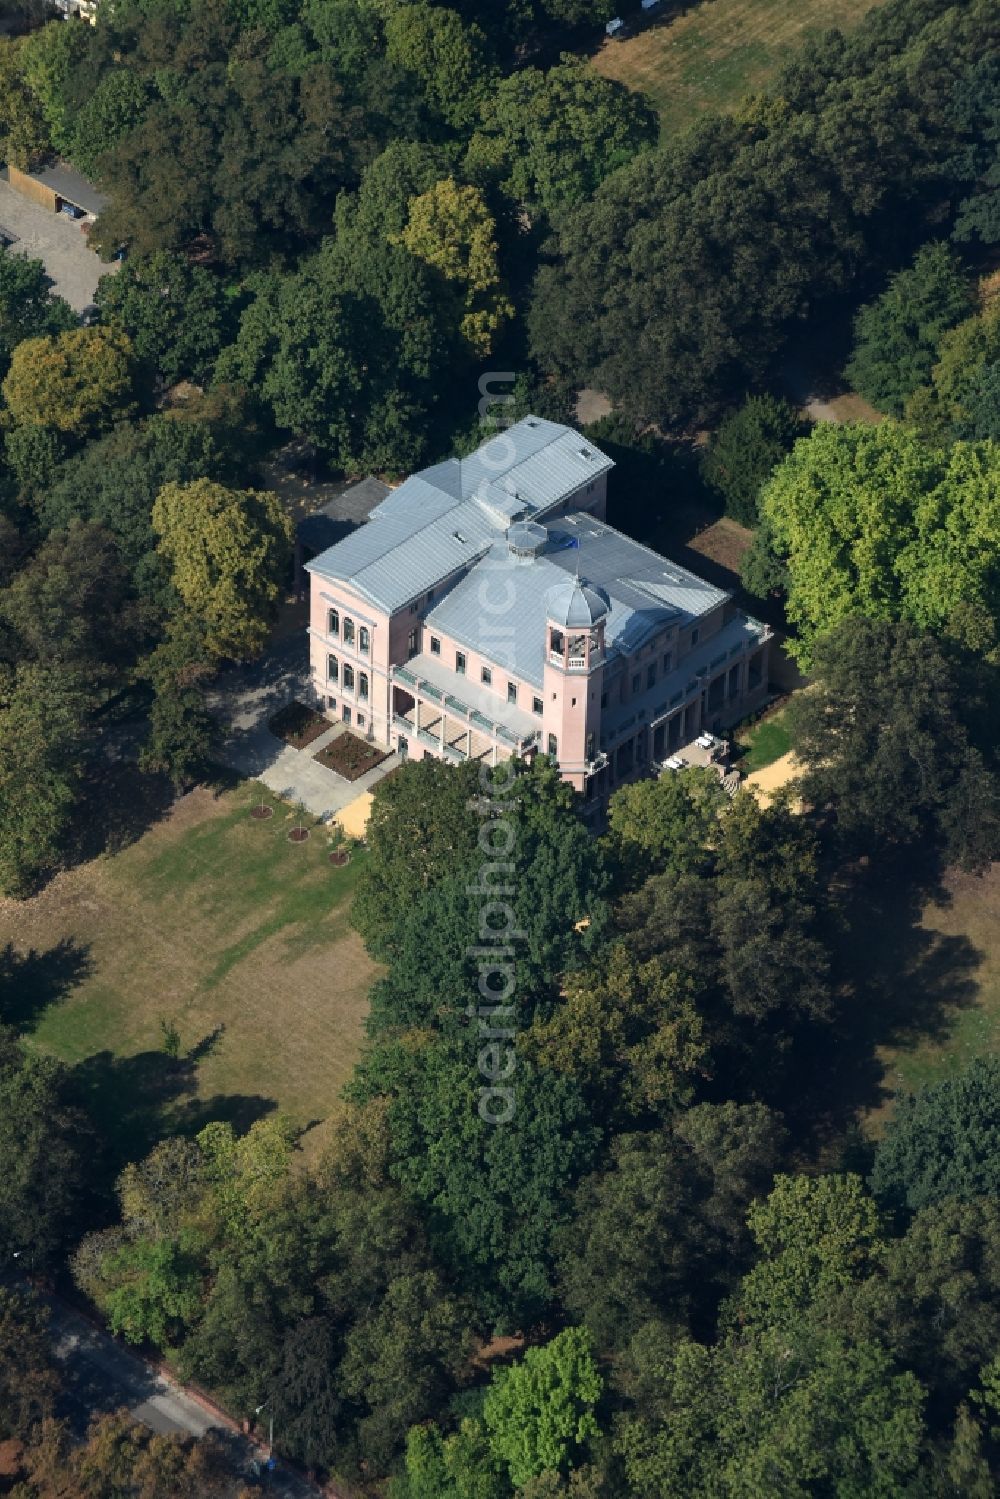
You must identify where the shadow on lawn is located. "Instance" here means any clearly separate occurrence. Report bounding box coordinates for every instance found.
[71,1039,276,1190]
[778,854,983,1148]
[0,938,94,1032]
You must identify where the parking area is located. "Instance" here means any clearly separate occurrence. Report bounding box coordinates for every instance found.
[0,169,115,311]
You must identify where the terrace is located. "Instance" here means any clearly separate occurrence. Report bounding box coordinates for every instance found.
[392,654,540,764]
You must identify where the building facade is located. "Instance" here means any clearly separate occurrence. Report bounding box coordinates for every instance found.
[306,418,771,806]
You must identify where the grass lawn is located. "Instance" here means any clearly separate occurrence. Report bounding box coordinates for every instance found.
[738,706,792,772]
[863,866,1000,1130]
[592,0,890,131]
[0,783,378,1161]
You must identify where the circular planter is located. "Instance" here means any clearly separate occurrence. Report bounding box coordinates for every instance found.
[250,805,274,820]
[329,849,351,866]
[287,827,310,843]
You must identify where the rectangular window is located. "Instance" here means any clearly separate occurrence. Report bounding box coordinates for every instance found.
[690,628,699,647]
[662,651,672,673]
[430,636,441,656]
[342,705,351,724]
[507,682,517,705]
[532,696,543,716]
[632,674,641,694]
[547,733,558,756]
[357,712,365,728]
[481,666,492,686]
[456,651,466,675]
[647,664,656,689]
[407,630,417,658]
[586,732,595,760]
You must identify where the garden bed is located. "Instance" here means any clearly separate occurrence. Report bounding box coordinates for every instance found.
[317,732,389,781]
[268,700,329,749]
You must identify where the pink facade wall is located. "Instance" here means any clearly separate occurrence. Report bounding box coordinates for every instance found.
[304,471,771,797]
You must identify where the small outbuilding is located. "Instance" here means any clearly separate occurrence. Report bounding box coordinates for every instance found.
[7,162,107,222]
[605,17,626,38]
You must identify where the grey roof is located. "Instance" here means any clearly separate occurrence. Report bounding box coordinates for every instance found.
[27,161,107,216]
[296,476,390,554]
[425,512,729,689]
[546,577,611,629]
[305,416,614,612]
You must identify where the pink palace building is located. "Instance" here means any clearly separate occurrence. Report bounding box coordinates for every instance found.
[306,417,772,807]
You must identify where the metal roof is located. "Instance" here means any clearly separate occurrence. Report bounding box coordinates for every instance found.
[305,417,614,612]
[26,161,107,216]
[546,577,611,628]
[425,513,730,689]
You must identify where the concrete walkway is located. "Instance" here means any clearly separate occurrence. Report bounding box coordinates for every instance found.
[207,635,399,820]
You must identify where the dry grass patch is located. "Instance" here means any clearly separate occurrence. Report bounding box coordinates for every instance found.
[0,784,379,1150]
[592,0,890,130]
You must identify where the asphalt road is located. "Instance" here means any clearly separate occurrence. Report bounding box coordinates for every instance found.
[44,1293,322,1497]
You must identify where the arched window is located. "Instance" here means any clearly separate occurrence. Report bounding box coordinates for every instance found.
[327,654,338,683]
[343,617,355,647]
[327,608,339,637]
[359,626,369,654]
[343,663,354,690]
[358,672,369,700]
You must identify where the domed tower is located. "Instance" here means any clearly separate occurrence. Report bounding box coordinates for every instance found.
[542,575,609,792]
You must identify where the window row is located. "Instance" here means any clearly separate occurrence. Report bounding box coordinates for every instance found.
[326,609,369,654]
[327,696,366,729]
[429,635,542,714]
[327,656,369,699]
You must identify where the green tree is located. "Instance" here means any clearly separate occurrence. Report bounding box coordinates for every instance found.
[217,235,447,473]
[0,246,75,380]
[879,1195,1000,1411]
[0,663,91,898]
[138,612,217,790]
[0,1288,60,1441]
[700,395,808,526]
[845,243,972,414]
[0,37,50,170]
[38,415,231,577]
[384,3,492,129]
[0,1024,90,1269]
[905,302,1000,441]
[525,944,706,1125]
[466,54,655,224]
[341,1270,473,1471]
[604,765,726,889]
[0,520,138,676]
[786,618,1000,866]
[71,67,151,179]
[871,1058,1000,1213]
[102,1234,205,1346]
[2,326,136,437]
[398,176,513,354]
[96,251,229,387]
[759,422,933,664]
[151,478,292,658]
[557,1107,784,1352]
[19,19,91,157]
[483,1327,602,1490]
[392,1416,507,1499]
[352,1038,600,1326]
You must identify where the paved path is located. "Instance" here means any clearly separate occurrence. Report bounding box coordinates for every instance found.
[44,1292,321,1496]
[207,635,399,820]
[0,170,114,311]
